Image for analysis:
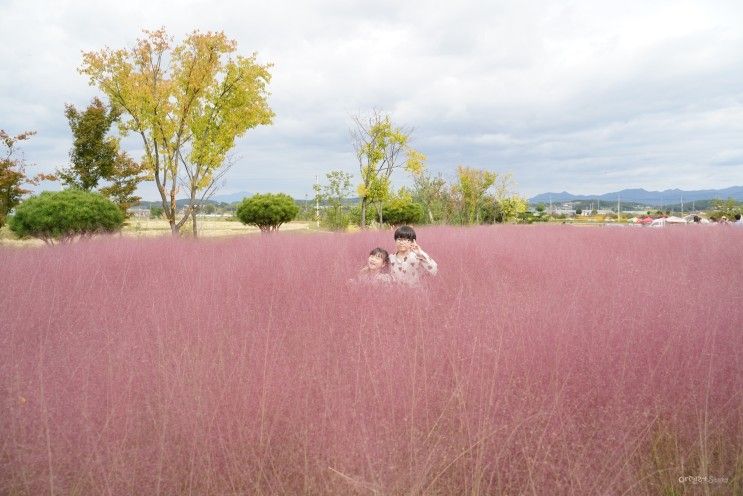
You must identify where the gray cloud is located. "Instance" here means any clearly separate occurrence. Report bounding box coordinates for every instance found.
[2,0,743,200]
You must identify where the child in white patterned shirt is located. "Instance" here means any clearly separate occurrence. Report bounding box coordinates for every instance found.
[356,247,393,284]
[389,226,437,285]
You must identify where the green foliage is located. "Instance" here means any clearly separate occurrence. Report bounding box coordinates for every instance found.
[478,200,497,224]
[57,98,120,191]
[348,204,363,226]
[516,211,537,224]
[1,130,53,228]
[98,152,148,216]
[453,166,497,224]
[323,208,350,231]
[575,208,583,215]
[709,197,741,221]
[80,29,274,234]
[497,196,529,223]
[315,170,353,231]
[382,197,424,226]
[9,189,124,244]
[150,206,164,219]
[235,193,298,232]
[476,195,528,224]
[412,169,450,224]
[56,98,147,215]
[352,111,420,227]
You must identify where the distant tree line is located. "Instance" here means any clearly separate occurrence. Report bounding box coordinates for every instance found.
[309,161,528,231]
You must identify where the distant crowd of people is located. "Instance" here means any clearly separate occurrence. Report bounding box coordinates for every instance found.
[691,213,743,225]
[721,213,743,226]
[353,225,438,286]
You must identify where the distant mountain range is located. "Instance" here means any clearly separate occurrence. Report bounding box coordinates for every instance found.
[138,192,358,206]
[209,191,254,203]
[137,192,254,207]
[138,186,743,208]
[529,186,743,206]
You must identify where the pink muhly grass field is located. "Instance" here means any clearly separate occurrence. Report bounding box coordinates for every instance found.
[1,225,741,495]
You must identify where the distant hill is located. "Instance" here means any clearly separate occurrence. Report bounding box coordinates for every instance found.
[135,192,254,207]
[529,186,743,206]
[209,192,362,204]
[209,191,254,203]
[136,198,234,209]
[138,194,363,208]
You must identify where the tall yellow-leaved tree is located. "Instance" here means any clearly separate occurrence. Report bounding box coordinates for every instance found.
[351,110,423,227]
[80,29,274,235]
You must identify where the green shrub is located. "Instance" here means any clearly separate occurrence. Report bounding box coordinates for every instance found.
[149,205,164,219]
[348,205,362,226]
[235,193,299,232]
[322,208,350,231]
[9,189,124,244]
[382,198,424,226]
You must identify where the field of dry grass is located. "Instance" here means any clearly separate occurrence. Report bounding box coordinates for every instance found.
[0,218,316,247]
[124,218,314,236]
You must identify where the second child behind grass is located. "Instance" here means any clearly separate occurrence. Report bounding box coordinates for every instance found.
[390,225,438,285]
[356,247,393,284]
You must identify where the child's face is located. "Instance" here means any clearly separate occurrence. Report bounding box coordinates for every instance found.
[395,237,413,252]
[367,254,385,271]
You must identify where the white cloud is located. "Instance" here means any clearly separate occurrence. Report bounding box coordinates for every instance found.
[2,0,743,199]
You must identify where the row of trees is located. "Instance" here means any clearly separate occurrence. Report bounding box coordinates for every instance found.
[310,109,527,231]
[3,28,527,242]
[2,29,275,239]
[312,162,528,231]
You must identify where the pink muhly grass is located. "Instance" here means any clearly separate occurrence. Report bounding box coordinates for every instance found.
[0,225,741,495]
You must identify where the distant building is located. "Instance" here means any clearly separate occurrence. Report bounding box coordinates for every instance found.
[128,207,150,218]
[552,208,576,216]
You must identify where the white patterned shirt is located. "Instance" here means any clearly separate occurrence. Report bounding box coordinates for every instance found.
[389,249,438,285]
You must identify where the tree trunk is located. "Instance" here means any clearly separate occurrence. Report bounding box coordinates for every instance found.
[190,189,198,238]
[169,186,179,236]
[167,198,179,236]
[153,162,179,237]
[361,197,368,228]
[191,208,198,238]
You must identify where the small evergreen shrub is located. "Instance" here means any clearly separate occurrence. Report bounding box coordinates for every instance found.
[382,198,424,226]
[9,189,124,244]
[235,193,299,232]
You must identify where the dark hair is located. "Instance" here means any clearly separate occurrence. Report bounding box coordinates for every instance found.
[736,213,741,221]
[369,247,390,266]
[393,225,416,241]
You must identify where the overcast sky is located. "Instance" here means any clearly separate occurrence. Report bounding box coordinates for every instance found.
[2,0,743,200]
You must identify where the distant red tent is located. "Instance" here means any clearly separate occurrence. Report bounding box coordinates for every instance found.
[638,216,654,225]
